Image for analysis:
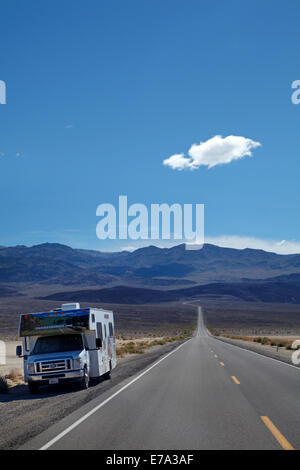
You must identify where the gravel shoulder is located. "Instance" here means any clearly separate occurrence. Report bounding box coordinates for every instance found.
[215,335,300,367]
[0,340,185,450]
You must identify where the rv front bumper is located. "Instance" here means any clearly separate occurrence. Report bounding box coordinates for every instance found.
[28,369,85,384]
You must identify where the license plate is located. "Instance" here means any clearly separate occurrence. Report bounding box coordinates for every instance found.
[49,378,59,384]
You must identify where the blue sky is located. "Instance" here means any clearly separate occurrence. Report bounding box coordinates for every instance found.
[0,0,299,252]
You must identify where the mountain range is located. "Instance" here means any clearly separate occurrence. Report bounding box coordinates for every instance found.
[1,242,300,287]
[2,242,300,304]
[41,280,300,305]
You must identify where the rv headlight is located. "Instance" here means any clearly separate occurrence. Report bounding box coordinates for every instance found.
[27,363,35,374]
[73,358,82,369]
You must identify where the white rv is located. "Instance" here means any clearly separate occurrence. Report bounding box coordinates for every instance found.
[16,303,117,394]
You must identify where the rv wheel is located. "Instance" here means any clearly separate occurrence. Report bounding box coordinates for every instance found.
[28,382,39,395]
[103,361,112,380]
[80,367,89,390]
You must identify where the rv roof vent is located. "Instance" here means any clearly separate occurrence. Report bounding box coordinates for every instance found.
[61,303,80,311]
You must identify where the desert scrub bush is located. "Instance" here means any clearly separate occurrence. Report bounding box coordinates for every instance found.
[116,330,192,358]
[166,336,179,343]
[253,337,292,349]
[277,341,288,348]
[148,339,167,347]
[261,337,270,345]
[116,347,125,358]
[7,368,21,381]
[224,335,254,342]
[0,375,8,394]
[116,341,146,357]
[206,326,220,336]
[267,339,291,349]
[254,337,262,343]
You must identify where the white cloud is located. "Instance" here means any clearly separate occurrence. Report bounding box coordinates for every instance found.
[162,153,191,170]
[119,236,300,254]
[205,235,300,255]
[163,135,261,170]
[118,240,179,252]
[0,152,22,159]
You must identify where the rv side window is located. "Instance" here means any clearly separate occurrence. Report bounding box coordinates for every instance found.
[96,322,103,348]
[24,337,29,352]
[109,322,114,337]
[91,314,95,323]
[96,322,103,339]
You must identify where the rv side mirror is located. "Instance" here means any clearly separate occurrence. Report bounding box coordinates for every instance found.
[96,338,102,349]
[16,345,22,357]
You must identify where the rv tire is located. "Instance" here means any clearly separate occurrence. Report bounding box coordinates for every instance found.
[28,381,39,395]
[80,367,89,390]
[103,361,112,379]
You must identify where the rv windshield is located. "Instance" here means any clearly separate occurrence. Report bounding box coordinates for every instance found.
[32,334,83,355]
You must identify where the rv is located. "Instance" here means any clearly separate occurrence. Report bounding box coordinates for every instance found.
[16,303,117,394]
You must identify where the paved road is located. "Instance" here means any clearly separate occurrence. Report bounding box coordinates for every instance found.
[23,307,300,450]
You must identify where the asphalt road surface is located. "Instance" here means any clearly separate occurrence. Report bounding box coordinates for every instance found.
[22,307,300,450]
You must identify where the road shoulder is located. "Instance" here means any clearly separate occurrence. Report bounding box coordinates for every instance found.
[214,335,300,368]
[0,339,186,450]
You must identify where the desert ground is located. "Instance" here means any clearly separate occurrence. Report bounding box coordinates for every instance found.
[201,298,300,336]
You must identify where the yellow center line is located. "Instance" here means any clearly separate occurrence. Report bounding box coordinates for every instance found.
[231,376,240,384]
[219,361,225,366]
[261,416,294,450]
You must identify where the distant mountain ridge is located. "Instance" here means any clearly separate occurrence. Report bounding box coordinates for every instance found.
[42,279,300,305]
[1,242,300,288]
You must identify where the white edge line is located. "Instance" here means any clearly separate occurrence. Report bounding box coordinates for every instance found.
[211,336,300,371]
[40,338,191,450]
